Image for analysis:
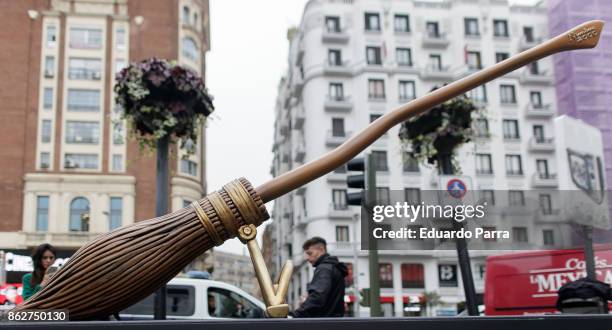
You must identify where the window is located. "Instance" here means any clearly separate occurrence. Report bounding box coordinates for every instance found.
[376,187,390,204]
[533,125,545,142]
[182,6,190,25]
[67,89,100,111]
[396,48,412,66]
[336,226,349,242]
[523,26,534,42]
[403,153,419,172]
[193,12,198,26]
[183,200,192,208]
[328,49,342,66]
[44,56,55,77]
[539,194,552,214]
[41,120,52,143]
[70,27,102,49]
[509,190,525,206]
[439,264,458,287]
[428,54,442,71]
[65,153,98,169]
[43,88,53,109]
[331,117,345,137]
[543,230,554,246]
[123,285,198,317]
[182,37,198,61]
[70,197,90,231]
[345,263,353,287]
[503,119,520,139]
[113,122,124,145]
[496,52,509,63]
[365,13,380,31]
[366,46,382,65]
[528,61,540,75]
[464,18,479,36]
[68,57,102,80]
[370,114,382,123]
[112,154,123,172]
[46,25,57,47]
[332,189,347,210]
[474,118,489,137]
[401,264,424,288]
[368,79,385,99]
[379,263,393,288]
[426,21,440,37]
[372,151,388,172]
[530,91,543,108]
[109,197,123,230]
[500,85,516,104]
[505,155,523,175]
[468,85,487,102]
[40,152,50,169]
[466,51,482,70]
[405,188,421,204]
[36,196,49,231]
[207,287,264,318]
[476,154,493,174]
[66,121,99,144]
[115,59,126,74]
[512,227,528,243]
[481,190,495,205]
[536,159,550,178]
[334,164,347,173]
[394,14,410,32]
[481,226,497,242]
[181,159,197,176]
[116,27,126,49]
[398,80,416,101]
[493,19,509,37]
[325,16,341,33]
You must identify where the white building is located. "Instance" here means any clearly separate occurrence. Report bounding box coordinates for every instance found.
[270,0,564,317]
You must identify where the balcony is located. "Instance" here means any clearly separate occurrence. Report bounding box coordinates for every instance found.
[420,65,453,80]
[68,68,102,80]
[454,64,482,79]
[294,142,306,163]
[322,28,350,43]
[323,60,352,76]
[324,95,353,112]
[328,204,354,219]
[506,170,524,177]
[398,96,416,105]
[327,241,354,251]
[395,62,419,74]
[476,169,494,176]
[422,32,450,48]
[326,130,351,147]
[296,42,305,66]
[518,36,543,51]
[531,173,558,188]
[292,106,305,130]
[293,75,304,96]
[520,69,553,85]
[528,137,555,152]
[525,103,555,118]
[25,232,101,248]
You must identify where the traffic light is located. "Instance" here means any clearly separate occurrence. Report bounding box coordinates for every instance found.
[359,288,370,307]
[346,157,365,206]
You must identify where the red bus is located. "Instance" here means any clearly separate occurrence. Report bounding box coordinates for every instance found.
[485,245,612,315]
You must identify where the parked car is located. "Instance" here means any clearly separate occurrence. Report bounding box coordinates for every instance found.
[120,277,266,320]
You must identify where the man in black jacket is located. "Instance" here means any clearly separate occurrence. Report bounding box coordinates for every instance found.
[290,237,348,318]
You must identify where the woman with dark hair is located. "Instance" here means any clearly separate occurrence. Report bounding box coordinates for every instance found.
[22,243,57,301]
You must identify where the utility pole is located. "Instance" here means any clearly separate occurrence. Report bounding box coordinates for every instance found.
[366,153,381,317]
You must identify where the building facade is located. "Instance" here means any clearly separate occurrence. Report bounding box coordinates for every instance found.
[0,0,211,281]
[212,250,259,297]
[270,0,566,317]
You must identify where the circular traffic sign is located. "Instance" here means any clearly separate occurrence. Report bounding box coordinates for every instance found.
[447,178,467,199]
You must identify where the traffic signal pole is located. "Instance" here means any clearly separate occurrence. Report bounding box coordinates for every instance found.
[366,153,382,317]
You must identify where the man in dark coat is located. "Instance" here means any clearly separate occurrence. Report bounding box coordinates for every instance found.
[290,237,348,318]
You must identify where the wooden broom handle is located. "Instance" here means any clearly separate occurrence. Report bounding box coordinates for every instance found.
[256,20,604,203]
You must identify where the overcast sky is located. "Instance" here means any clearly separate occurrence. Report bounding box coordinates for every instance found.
[206,0,539,255]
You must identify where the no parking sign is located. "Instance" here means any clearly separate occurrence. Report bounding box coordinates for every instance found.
[439,176,475,205]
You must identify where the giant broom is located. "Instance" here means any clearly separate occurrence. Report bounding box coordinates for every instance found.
[13,20,604,320]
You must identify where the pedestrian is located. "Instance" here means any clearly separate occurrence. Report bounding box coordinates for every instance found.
[22,243,57,301]
[290,237,348,317]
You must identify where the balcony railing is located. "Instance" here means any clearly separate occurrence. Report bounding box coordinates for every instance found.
[532,172,558,188]
[68,68,102,80]
[328,203,354,219]
[324,95,353,111]
[422,32,450,48]
[528,137,555,152]
[326,130,351,147]
[323,60,352,76]
[520,69,553,85]
[421,65,453,80]
[525,103,555,117]
[322,27,350,43]
[476,169,494,175]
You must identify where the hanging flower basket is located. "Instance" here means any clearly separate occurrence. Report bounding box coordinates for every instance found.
[114,58,214,154]
[399,86,480,168]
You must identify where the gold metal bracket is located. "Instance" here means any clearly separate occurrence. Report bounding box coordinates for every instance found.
[238,224,293,318]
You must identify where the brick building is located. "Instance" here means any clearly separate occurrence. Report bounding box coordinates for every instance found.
[0,0,212,280]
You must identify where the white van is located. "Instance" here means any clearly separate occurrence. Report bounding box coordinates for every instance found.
[120,277,266,320]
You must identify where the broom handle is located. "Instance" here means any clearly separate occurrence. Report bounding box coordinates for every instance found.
[256,20,604,203]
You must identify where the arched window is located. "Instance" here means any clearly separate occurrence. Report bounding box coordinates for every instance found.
[182,6,190,25]
[69,197,90,232]
[193,12,198,26]
[182,37,198,61]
